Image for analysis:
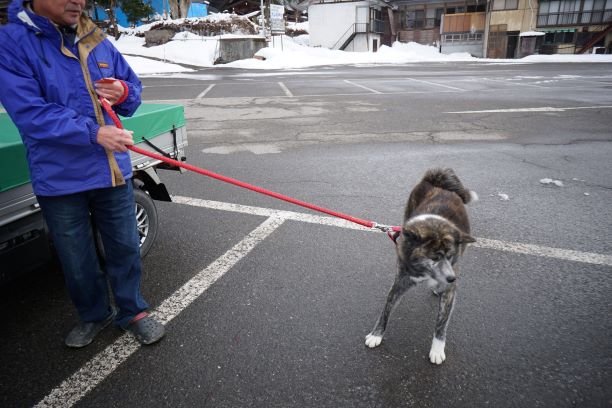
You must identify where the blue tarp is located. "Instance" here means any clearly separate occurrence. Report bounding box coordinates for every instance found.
[92,0,208,27]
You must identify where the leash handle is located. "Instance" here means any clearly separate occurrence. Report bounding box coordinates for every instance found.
[99,97,400,234]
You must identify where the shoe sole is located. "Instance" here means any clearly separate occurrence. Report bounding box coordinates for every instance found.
[125,316,165,346]
[65,310,116,348]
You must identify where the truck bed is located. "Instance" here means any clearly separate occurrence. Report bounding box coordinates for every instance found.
[0,103,187,193]
[0,103,188,280]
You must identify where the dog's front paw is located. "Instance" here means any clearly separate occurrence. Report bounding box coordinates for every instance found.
[429,338,446,364]
[365,333,383,348]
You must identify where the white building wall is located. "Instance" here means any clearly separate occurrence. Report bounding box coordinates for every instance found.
[308,2,372,51]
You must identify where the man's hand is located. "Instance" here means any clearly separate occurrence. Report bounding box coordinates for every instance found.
[95,78,125,105]
[96,125,134,152]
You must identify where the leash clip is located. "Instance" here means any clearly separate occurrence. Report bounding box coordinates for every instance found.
[372,223,401,245]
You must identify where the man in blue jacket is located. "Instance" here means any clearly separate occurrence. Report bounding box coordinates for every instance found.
[0,0,165,347]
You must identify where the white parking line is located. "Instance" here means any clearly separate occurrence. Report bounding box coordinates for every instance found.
[344,79,382,94]
[172,196,368,231]
[447,105,612,114]
[278,81,293,97]
[196,84,215,99]
[404,77,466,91]
[173,196,612,266]
[34,216,286,408]
[475,237,612,266]
[36,196,612,406]
[482,77,548,88]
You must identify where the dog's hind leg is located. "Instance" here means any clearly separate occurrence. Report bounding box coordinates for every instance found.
[365,272,414,349]
[429,285,457,364]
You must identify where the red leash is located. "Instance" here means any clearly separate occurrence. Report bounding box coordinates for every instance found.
[99,98,401,240]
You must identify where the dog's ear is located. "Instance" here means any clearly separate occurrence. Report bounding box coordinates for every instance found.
[402,228,421,244]
[459,233,476,244]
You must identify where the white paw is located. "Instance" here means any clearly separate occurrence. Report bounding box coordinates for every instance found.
[365,333,382,348]
[429,338,446,364]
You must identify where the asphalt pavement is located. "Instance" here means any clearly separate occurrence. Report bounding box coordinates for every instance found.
[2,62,611,408]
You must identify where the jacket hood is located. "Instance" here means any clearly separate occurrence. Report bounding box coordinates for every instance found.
[8,0,100,42]
[9,0,54,35]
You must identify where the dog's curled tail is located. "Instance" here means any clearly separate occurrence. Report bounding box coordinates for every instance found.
[423,168,478,204]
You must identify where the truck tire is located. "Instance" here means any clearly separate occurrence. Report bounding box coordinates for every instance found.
[95,186,158,260]
[133,187,158,258]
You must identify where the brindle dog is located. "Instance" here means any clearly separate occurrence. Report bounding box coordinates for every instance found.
[365,168,477,364]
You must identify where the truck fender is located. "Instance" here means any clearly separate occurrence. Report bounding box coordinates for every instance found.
[133,167,172,202]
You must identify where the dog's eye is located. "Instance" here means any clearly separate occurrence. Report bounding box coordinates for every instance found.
[432,254,442,262]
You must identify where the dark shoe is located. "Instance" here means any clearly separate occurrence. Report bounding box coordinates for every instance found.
[65,309,116,348]
[125,313,165,345]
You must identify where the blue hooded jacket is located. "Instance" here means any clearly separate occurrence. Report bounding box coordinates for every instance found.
[0,0,142,196]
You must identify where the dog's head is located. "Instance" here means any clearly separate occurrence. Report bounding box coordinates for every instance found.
[398,217,475,290]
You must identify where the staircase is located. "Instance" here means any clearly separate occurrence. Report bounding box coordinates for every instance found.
[578,23,612,54]
[332,23,369,50]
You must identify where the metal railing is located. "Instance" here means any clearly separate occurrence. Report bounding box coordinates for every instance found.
[537,9,612,26]
[442,32,483,43]
[331,22,369,50]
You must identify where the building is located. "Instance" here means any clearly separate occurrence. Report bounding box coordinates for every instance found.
[536,0,612,55]
[307,0,610,57]
[308,0,393,52]
[486,0,540,58]
[391,0,611,57]
[392,0,486,55]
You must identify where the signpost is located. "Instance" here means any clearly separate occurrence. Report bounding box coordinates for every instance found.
[269,4,285,49]
[270,4,285,34]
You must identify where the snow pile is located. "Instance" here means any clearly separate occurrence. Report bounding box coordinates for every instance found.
[109,34,216,68]
[227,40,475,70]
[123,55,193,74]
[287,21,309,32]
[377,41,474,62]
[119,14,258,36]
[108,13,612,74]
[148,15,258,36]
[497,193,510,201]
[540,178,564,187]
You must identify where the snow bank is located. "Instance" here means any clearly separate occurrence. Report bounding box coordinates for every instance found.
[108,14,612,74]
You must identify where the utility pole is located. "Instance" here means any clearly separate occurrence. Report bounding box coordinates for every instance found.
[259,0,264,36]
[483,0,491,58]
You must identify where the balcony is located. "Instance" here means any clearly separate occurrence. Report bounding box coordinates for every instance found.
[404,18,440,30]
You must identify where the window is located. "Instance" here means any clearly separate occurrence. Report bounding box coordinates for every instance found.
[467,4,487,12]
[493,0,519,10]
[544,31,575,44]
[540,0,610,25]
[406,9,425,29]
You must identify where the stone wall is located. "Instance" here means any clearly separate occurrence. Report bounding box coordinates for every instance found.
[144,29,176,47]
[215,37,267,64]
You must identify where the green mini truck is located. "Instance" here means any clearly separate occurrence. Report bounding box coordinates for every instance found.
[0,104,188,283]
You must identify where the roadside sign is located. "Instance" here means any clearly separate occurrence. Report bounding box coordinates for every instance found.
[270,4,285,34]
